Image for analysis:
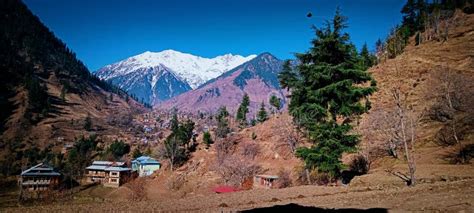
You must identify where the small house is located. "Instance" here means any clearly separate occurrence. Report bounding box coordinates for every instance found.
[19,163,61,199]
[253,174,279,189]
[85,161,131,188]
[61,143,74,154]
[132,156,161,177]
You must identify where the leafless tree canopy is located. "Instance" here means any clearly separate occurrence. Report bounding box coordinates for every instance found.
[215,155,262,187]
[389,84,423,186]
[429,65,474,163]
[240,142,260,160]
[274,170,292,189]
[272,116,302,157]
[365,65,423,186]
[215,138,236,165]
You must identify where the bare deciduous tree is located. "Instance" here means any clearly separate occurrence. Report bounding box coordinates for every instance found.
[368,65,424,186]
[274,170,292,189]
[215,138,236,165]
[430,65,474,163]
[389,85,423,186]
[240,142,260,160]
[363,109,404,159]
[215,156,261,187]
[273,116,301,154]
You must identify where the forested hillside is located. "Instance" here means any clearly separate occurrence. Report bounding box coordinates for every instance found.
[0,0,145,175]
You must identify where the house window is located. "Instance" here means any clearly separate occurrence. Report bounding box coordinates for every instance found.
[111,178,118,183]
[111,172,118,176]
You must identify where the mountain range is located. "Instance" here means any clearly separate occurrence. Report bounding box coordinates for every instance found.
[96,50,287,114]
[157,52,287,115]
[95,50,256,104]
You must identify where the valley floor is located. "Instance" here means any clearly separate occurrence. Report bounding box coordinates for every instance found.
[2,177,473,212]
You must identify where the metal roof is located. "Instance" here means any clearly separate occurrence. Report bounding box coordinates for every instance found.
[21,172,61,176]
[104,167,131,172]
[133,156,160,165]
[86,165,108,170]
[21,163,60,176]
[91,161,125,166]
[255,174,279,179]
[86,160,129,171]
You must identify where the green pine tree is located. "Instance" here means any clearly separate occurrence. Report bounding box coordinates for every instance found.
[162,116,195,170]
[217,106,229,120]
[84,114,92,131]
[202,131,213,148]
[269,95,282,112]
[257,102,268,123]
[132,148,142,158]
[401,0,417,36]
[215,106,230,138]
[359,43,376,70]
[236,94,250,126]
[278,9,377,178]
[170,109,179,132]
[415,0,427,32]
[250,119,257,126]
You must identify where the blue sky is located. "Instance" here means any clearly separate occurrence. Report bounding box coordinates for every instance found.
[24,0,405,71]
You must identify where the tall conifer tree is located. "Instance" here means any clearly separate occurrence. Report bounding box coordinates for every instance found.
[236,94,250,126]
[257,102,268,123]
[279,8,377,178]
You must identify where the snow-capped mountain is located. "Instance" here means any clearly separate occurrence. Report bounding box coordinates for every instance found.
[157,52,287,115]
[104,64,192,105]
[95,50,256,104]
[96,50,256,89]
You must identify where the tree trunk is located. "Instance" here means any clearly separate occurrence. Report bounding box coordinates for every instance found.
[394,88,416,186]
[452,120,465,163]
[169,159,174,171]
[305,169,312,185]
[408,116,417,186]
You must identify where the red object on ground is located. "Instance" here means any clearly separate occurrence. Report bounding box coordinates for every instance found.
[213,185,239,193]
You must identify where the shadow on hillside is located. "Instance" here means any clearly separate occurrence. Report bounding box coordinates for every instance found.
[242,203,388,213]
[442,144,474,164]
[44,93,86,119]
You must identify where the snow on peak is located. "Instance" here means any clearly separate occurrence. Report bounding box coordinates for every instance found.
[97,50,256,89]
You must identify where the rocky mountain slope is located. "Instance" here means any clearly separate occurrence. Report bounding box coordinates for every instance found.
[157,53,287,115]
[95,50,256,104]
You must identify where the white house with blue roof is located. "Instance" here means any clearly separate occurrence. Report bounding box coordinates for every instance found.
[132,156,161,177]
[85,161,131,187]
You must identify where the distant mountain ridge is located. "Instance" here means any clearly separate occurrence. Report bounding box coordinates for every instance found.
[157,52,287,116]
[95,50,256,104]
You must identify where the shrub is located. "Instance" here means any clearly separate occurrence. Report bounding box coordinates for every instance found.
[108,140,130,160]
[349,155,369,175]
[447,144,474,164]
[274,170,292,188]
[251,132,257,140]
[312,171,332,185]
